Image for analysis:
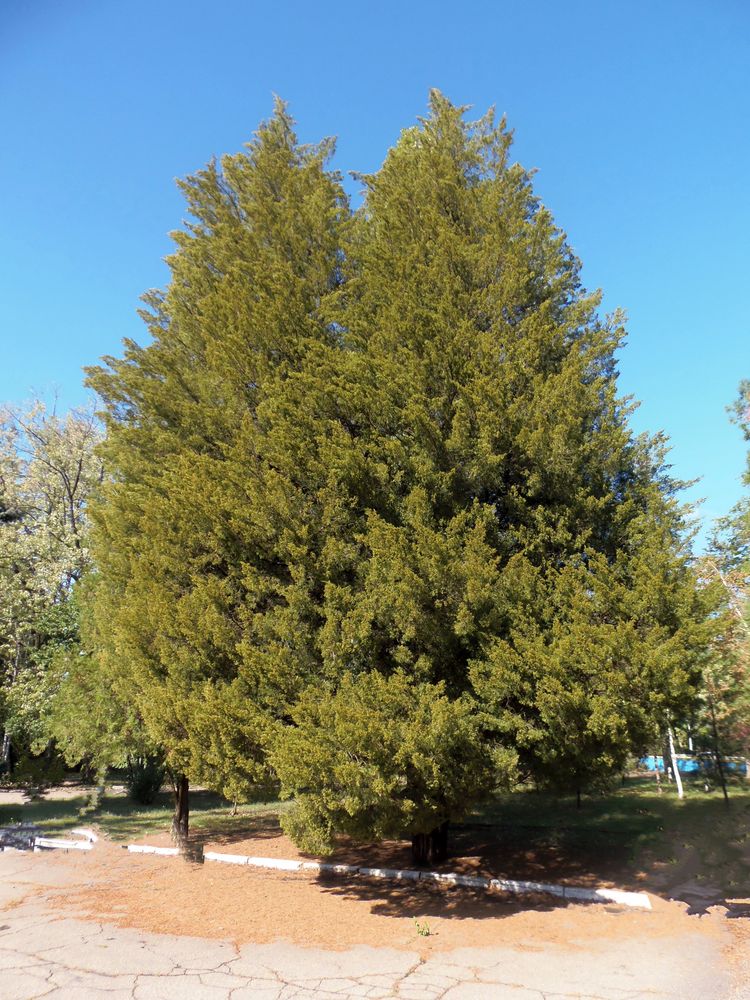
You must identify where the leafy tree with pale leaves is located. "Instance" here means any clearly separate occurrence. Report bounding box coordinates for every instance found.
[693,385,750,799]
[0,402,102,772]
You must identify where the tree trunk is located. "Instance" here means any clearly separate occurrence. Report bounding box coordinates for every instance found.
[411,821,449,866]
[431,820,449,862]
[1,732,13,776]
[667,725,684,799]
[411,832,429,866]
[171,774,189,846]
[576,787,581,809]
[709,699,730,808]
[662,737,673,782]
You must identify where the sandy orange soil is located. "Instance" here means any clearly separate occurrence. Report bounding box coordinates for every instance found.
[35,837,731,961]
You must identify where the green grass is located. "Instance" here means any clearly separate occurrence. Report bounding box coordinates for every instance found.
[467,775,750,894]
[0,793,93,834]
[0,784,285,842]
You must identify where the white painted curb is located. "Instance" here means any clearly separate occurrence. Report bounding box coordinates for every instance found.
[34,836,93,851]
[126,844,180,856]
[71,827,98,843]
[319,862,360,875]
[248,856,302,871]
[128,845,651,909]
[203,850,248,865]
[359,866,421,881]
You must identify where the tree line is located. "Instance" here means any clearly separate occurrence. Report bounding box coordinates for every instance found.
[1,94,747,861]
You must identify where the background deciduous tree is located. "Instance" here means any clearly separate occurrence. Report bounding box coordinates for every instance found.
[0,401,102,774]
[693,384,750,798]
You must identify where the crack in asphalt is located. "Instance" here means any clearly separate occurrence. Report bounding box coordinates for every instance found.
[0,924,721,1000]
[0,867,734,1000]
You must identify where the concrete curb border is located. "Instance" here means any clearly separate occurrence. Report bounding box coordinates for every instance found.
[0,827,99,853]
[34,836,94,852]
[2,826,99,853]
[128,846,652,910]
[71,827,98,842]
[127,844,180,856]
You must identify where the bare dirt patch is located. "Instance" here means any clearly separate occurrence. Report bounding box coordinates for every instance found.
[0,781,100,807]
[16,840,727,962]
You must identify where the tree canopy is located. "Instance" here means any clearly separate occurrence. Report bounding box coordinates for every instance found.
[82,93,712,854]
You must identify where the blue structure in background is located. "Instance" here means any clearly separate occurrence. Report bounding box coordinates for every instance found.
[641,754,747,776]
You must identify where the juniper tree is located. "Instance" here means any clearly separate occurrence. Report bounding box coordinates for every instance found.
[86,93,710,857]
[85,102,348,842]
[270,93,709,852]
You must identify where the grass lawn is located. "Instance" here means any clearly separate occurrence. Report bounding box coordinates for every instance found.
[468,775,750,897]
[0,782,284,843]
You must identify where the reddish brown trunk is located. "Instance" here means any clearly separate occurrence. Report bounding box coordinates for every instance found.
[709,699,730,808]
[171,774,189,846]
[411,821,449,866]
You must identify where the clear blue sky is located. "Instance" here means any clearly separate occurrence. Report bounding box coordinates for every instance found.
[1,0,748,547]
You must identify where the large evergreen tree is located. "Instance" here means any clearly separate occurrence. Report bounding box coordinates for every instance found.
[85,102,348,841]
[86,94,710,857]
[270,95,709,854]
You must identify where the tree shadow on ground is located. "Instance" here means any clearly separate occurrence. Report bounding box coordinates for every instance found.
[465,778,750,915]
[294,823,628,893]
[297,780,750,918]
[4,776,749,921]
[314,871,556,922]
[192,811,282,846]
[609,787,750,915]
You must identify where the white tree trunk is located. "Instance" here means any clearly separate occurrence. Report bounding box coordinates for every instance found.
[668,726,684,799]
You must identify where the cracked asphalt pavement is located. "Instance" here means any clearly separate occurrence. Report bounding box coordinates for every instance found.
[0,852,739,999]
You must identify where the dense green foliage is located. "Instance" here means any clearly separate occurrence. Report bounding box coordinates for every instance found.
[85,102,347,807]
[82,93,712,851]
[271,671,514,854]
[47,577,161,781]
